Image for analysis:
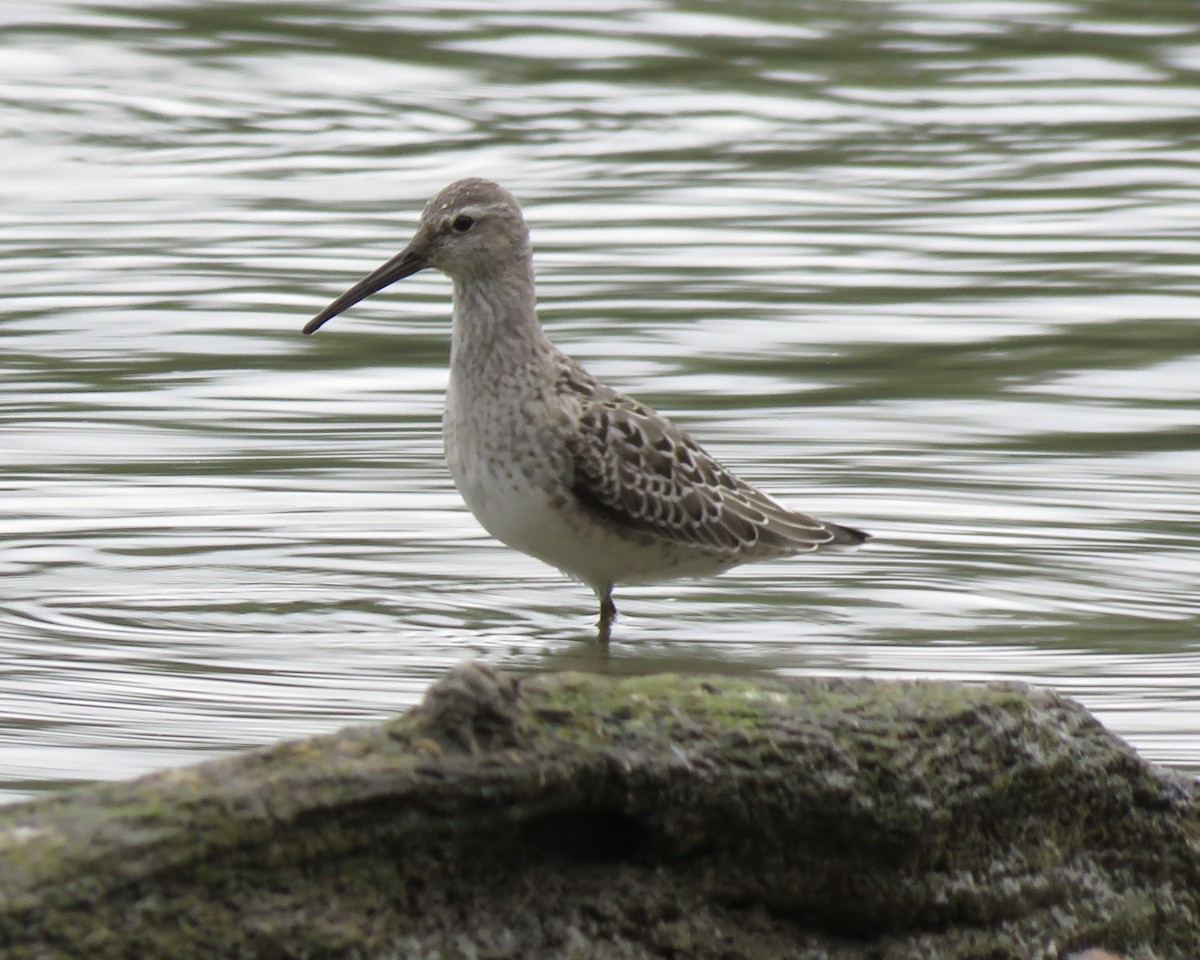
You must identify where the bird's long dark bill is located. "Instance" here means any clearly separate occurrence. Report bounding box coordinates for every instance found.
[302,246,428,334]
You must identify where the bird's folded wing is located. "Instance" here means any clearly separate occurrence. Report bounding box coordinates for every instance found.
[566,394,835,556]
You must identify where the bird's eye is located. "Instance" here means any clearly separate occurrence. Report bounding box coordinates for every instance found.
[451,214,475,233]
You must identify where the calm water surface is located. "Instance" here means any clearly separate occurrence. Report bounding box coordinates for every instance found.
[2,0,1198,801]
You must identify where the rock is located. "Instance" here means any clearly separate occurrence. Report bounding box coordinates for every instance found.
[0,664,1196,959]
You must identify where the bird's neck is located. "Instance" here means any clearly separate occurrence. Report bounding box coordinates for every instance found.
[448,256,551,377]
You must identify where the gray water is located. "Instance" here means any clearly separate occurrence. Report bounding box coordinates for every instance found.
[2,0,1198,802]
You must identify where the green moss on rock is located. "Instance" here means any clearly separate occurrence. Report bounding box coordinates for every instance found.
[0,665,1195,959]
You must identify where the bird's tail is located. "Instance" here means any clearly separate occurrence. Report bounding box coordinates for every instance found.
[824,521,871,547]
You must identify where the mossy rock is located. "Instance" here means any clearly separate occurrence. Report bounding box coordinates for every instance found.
[0,664,1195,959]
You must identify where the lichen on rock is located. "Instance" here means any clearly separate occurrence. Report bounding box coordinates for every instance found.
[0,663,1195,959]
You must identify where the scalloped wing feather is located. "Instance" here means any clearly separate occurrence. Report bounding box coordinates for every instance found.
[561,369,862,558]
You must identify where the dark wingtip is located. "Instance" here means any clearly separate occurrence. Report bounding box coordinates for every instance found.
[826,522,871,546]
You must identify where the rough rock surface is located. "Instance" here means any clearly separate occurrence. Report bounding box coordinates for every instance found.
[0,664,1196,959]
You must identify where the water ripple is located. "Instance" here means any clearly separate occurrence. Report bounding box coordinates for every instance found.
[2,0,1198,801]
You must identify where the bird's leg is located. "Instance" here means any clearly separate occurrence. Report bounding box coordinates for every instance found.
[596,587,617,644]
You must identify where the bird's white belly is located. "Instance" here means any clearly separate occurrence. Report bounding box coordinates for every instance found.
[445,431,726,591]
[457,468,590,572]
[443,381,741,592]
[444,400,572,565]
